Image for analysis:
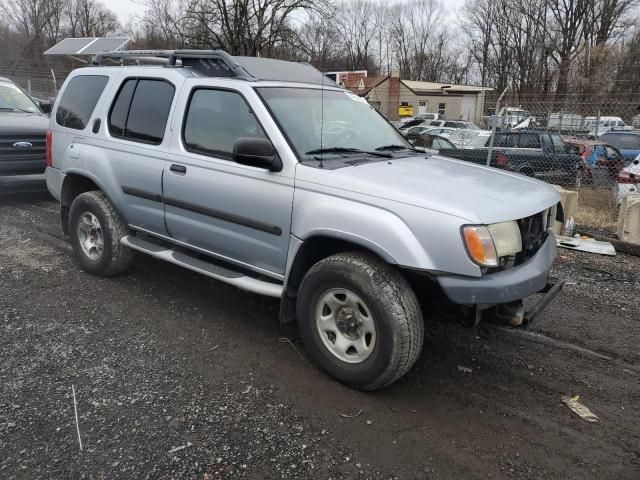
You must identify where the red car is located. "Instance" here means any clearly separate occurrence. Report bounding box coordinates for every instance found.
[563,137,625,182]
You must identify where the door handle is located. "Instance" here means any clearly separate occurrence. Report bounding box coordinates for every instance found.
[170,164,187,174]
[92,118,101,134]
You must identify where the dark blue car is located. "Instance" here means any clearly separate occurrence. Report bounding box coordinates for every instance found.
[599,132,640,162]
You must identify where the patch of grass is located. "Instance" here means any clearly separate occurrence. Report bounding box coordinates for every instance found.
[574,186,618,234]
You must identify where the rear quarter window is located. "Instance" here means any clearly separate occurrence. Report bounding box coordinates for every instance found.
[56,75,109,130]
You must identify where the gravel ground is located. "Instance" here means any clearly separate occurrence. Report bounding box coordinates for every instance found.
[1,193,639,479]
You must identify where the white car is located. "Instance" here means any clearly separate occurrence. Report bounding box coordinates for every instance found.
[448,129,492,149]
[403,126,458,143]
[613,154,640,205]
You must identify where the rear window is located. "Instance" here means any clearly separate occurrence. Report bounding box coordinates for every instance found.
[600,133,640,150]
[56,75,108,130]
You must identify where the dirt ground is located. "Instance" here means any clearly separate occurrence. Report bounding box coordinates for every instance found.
[1,193,639,480]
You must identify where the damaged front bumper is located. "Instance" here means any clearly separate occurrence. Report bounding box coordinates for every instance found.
[437,235,562,324]
[438,234,556,305]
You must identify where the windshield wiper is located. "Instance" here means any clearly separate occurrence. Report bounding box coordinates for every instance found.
[305,147,392,158]
[0,107,36,113]
[374,144,417,152]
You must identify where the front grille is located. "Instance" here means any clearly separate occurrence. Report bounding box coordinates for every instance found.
[0,134,46,175]
[516,210,548,264]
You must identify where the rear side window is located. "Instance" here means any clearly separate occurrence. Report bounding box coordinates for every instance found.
[551,134,568,154]
[600,133,640,150]
[518,133,540,148]
[108,79,175,145]
[108,79,136,137]
[493,133,508,147]
[56,75,108,130]
[183,89,266,159]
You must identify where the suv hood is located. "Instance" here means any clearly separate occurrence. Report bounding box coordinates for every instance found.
[298,155,561,224]
[0,112,49,136]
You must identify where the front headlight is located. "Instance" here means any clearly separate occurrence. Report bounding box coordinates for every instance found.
[462,221,522,267]
[487,221,522,257]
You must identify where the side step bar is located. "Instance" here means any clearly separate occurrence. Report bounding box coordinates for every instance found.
[120,235,283,298]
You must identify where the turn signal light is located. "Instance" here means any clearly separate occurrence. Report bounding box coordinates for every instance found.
[462,226,498,267]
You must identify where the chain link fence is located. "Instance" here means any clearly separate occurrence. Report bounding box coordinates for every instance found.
[384,93,640,237]
[0,67,67,100]
[478,93,640,236]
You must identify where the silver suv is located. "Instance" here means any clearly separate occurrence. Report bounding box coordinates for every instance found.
[46,50,563,390]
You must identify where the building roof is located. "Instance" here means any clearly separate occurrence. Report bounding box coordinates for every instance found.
[401,80,492,94]
[343,75,388,90]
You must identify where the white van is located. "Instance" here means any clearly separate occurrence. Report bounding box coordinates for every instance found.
[584,116,632,136]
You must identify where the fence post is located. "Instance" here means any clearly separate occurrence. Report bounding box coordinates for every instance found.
[595,109,600,138]
[50,69,58,96]
[559,113,563,134]
[487,88,507,167]
[27,80,32,96]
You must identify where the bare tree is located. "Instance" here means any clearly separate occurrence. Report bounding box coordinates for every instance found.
[388,0,444,80]
[335,0,381,71]
[66,0,120,38]
[1,0,64,55]
[175,0,319,56]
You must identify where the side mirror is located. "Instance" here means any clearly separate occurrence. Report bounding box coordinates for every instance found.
[39,100,52,115]
[232,137,281,171]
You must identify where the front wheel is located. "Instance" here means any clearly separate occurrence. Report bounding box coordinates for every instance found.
[69,191,134,276]
[296,252,424,390]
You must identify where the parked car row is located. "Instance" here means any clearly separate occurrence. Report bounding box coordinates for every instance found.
[437,130,583,187]
[395,114,640,204]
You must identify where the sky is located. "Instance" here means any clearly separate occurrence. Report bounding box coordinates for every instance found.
[109,0,148,25]
[107,0,467,28]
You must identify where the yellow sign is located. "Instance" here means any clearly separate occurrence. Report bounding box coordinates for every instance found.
[399,105,414,117]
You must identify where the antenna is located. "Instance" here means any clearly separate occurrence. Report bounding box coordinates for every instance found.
[319,74,325,169]
[318,16,325,169]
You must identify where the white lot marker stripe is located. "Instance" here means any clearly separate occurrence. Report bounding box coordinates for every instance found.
[72,385,83,451]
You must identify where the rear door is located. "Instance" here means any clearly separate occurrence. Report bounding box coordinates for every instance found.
[84,76,178,235]
[162,82,295,278]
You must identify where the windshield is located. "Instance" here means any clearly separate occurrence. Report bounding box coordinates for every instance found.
[466,132,492,148]
[0,82,40,113]
[257,87,412,160]
[600,133,640,150]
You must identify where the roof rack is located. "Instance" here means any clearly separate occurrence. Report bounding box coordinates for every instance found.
[90,49,253,80]
[87,48,336,86]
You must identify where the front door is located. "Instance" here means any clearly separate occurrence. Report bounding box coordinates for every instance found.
[162,84,294,278]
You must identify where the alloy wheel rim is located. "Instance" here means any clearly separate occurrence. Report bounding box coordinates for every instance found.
[77,212,104,260]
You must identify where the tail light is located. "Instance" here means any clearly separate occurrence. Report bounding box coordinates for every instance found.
[580,148,589,161]
[45,129,53,167]
[616,171,638,184]
[496,151,508,166]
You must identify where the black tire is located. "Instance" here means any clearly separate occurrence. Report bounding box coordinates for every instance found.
[296,252,424,390]
[69,191,134,276]
[518,167,535,178]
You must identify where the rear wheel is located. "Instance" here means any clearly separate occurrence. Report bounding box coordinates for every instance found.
[69,191,133,276]
[296,252,424,390]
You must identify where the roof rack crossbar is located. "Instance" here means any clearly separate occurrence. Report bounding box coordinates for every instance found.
[90,49,254,80]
